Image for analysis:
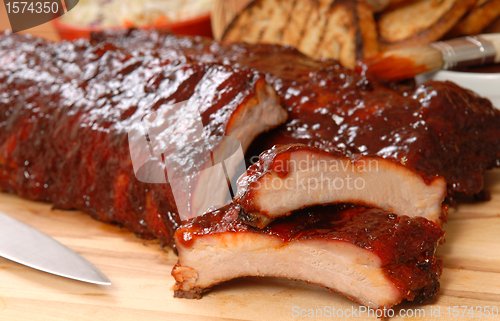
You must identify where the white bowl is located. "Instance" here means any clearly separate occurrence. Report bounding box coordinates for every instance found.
[415,70,500,110]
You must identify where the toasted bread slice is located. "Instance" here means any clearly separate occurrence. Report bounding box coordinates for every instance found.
[212,0,253,40]
[221,1,256,42]
[222,0,378,69]
[450,0,500,36]
[280,0,316,46]
[221,0,274,43]
[223,0,293,45]
[259,0,297,44]
[378,0,478,50]
[295,0,333,57]
[315,0,379,68]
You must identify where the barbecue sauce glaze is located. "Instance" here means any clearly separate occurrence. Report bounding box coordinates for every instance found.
[1,30,500,248]
[176,203,444,304]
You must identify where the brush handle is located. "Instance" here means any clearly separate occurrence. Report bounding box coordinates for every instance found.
[480,34,500,64]
[430,33,500,70]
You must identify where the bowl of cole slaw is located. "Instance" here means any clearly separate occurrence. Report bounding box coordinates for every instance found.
[53,0,213,40]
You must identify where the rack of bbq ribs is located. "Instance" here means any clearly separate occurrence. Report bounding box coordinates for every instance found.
[1,28,500,311]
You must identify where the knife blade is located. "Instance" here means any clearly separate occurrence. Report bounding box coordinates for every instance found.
[0,211,111,285]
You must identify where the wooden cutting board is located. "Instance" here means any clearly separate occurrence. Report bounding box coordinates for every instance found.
[2,9,500,321]
[0,170,500,321]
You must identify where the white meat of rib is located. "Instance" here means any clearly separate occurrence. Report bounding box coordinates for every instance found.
[235,144,447,228]
[173,232,401,308]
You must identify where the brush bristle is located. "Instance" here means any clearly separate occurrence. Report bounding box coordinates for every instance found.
[356,45,443,81]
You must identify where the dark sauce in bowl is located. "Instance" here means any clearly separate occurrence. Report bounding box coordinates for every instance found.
[454,63,500,73]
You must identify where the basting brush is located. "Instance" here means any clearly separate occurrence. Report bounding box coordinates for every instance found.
[356,33,500,81]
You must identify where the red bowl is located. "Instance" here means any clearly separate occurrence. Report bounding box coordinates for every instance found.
[53,13,213,41]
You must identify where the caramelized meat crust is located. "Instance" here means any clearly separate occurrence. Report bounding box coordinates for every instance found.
[87,29,500,196]
[0,30,454,308]
[0,32,286,246]
[235,144,447,228]
[173,204,444,307]
[1,29,498,252]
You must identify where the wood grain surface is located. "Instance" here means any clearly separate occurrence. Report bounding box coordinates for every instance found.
[0,170,499,321]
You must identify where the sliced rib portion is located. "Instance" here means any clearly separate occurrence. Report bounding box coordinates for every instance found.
[2,30,500,251]
[235,144,447,228]
[0,32,286,246]
[86,29,500,196]
[172,204,444,308]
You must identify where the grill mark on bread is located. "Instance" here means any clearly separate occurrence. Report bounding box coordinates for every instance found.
[277,0,298,43]
[222,0,262,41]
[222,0,377,68]
[284,0,317,46]
[315,0,346,61]
[315,0,377,68]
[222,2,254,41]
[353,1,365,60]
[248,0,275,43]
[260,0,297,44]
[315,0,333,57]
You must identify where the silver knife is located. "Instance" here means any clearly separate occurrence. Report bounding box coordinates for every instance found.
[0,211,111,285]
